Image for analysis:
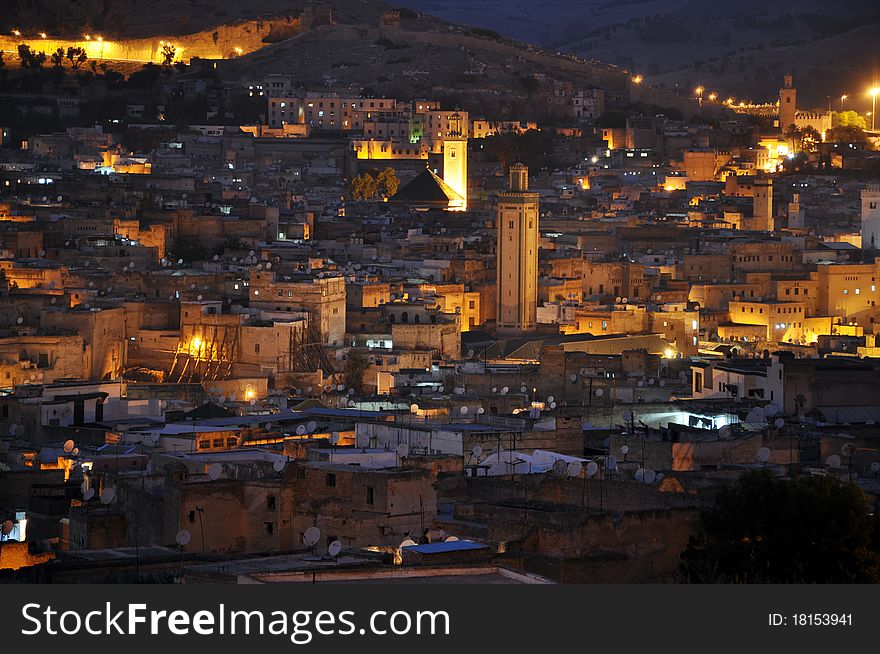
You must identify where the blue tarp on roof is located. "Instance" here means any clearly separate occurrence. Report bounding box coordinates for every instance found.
[402,540,487,554]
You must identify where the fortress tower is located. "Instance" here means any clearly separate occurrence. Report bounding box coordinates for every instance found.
[861,187,880,249]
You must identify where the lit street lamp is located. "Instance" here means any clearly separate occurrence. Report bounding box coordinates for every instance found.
[870,88,880,131]
[695,86,704,107]
[840,94,848,111]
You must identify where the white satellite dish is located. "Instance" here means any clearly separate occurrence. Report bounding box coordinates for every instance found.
[520,386,527,393]
[841,442,855,457]
[328,540,342,557]
[72,448,79,456]
[756,447,771,463]
[871,462,880,473]
[175,529,192,546]
[826,454,841,469]
[477,407,485,415]
[550,402,557,409]
[746,407,765,423]
[83,488,95,500]
[585,461,599,477]
[595,388,604,397]
[764,404,779,417]
[606,455,618,470]
[634,468,646,482]
[620,445,630,455]
[547,396,555,404]
[207,463,222,480]
[472,445,483,459]
[460,406,469,415]
[567,461,583,477]
[303,526,321,547]
[273,460,287,472]
[570,374,578,382]
[306,420,317,433]
[400,538,417,548]
[100,487,115,504]
[330,431,341,445]
[444,536,460,543]
[296,425,306,435]
[773,418,784,429]
[396,443,410,458]
[500,386,509,395]
[492,387,498,393]
[644,469,657,484]
[63,439,75,453]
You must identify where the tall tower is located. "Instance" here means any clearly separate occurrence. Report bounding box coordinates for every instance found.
[779,74,797,132]
[442,113,467,211]
[788,193,805,230]
[496,164,539,335]
[861,187,880,249]
[753,178,774,231]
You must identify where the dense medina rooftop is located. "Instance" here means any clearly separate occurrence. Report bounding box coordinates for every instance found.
[2,1,880,583]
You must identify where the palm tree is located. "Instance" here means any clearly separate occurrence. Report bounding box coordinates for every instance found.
[783,123,803,152]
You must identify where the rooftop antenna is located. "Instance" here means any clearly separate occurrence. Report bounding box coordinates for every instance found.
[329,431,340,462]
[581,460,599,507]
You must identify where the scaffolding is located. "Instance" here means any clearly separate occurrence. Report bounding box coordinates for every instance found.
[168,323,238,383]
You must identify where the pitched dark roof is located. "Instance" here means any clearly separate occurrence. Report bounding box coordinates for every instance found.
[390,168,463,207]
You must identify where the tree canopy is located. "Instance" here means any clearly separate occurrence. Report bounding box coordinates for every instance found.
[681,470,880,583]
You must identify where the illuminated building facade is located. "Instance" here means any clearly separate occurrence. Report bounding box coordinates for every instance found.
[442,113,468,211]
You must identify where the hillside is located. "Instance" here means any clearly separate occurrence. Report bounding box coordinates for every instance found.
[224,22,627,119]
[396,0,880,106]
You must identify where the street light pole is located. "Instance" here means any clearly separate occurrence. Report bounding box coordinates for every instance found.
[871,88,879,131]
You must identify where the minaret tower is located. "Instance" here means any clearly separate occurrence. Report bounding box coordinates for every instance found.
[442,113,467,211]
[779,74,797,132]
[497,164,539,334]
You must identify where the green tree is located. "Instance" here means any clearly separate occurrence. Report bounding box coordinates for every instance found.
[832,110,867,130]
[50,47,64,68]
[161,44,177,67]
[350,172,380,200]
[681,470,880,583]
[66,46,88,70]
[827,124,866,143]
[799,125,822,152]
[376,167,399,198]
